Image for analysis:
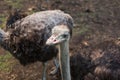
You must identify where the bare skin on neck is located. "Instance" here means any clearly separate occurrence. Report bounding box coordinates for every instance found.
[46,25,71,80]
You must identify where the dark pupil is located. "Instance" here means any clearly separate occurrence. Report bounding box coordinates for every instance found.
[63,34,67,38]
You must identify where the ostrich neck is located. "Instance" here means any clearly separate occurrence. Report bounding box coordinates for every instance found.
[59,40,71,80]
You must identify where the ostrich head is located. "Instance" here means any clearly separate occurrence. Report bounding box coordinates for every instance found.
[46,25,70,45]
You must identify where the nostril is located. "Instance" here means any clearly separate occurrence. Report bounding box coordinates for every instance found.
[54,39,56,42]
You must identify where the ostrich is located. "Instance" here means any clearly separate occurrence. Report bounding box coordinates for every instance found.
[46,25,72,80]
[0,10,73,80]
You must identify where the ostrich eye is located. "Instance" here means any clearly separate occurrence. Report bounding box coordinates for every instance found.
[62,34,68,38]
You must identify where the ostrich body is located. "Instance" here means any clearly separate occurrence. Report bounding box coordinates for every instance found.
[46,25,71,80]
[0,10,73,80]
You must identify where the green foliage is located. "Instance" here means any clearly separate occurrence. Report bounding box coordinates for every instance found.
[4,0,23,9]
[0,14,7,28]
[0,52,13,72]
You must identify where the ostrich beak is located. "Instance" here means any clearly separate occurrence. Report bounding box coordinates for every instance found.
[46,35,63,45]
[46,35,58,45]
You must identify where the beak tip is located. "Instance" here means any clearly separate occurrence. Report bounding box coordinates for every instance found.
[46,40,52,45]
[46,41,49,45]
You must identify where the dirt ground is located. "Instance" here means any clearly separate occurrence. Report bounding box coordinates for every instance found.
[0,0,120,80]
